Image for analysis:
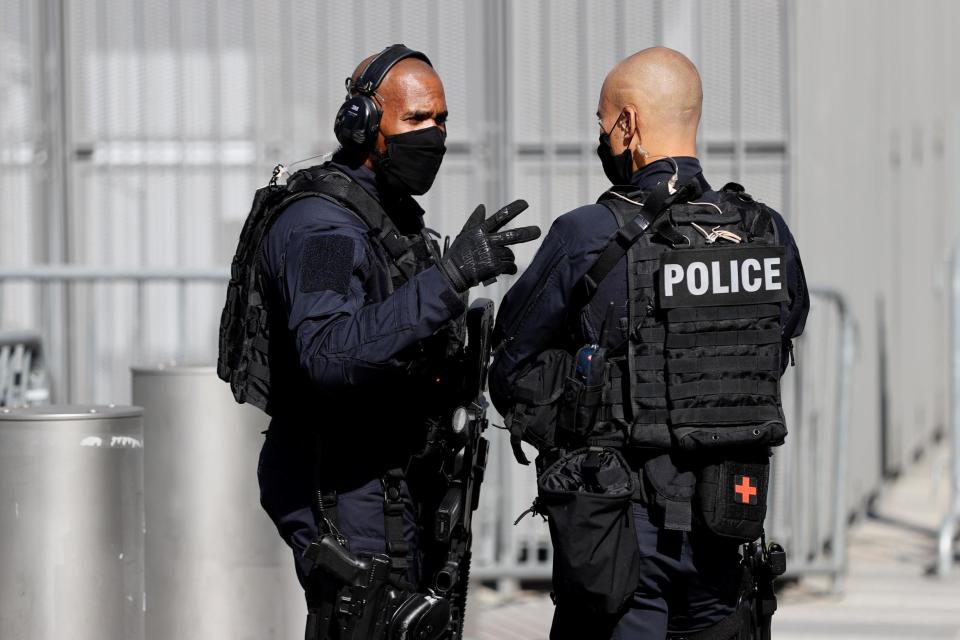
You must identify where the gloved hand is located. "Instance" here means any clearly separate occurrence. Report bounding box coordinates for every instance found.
[439,200,541,292]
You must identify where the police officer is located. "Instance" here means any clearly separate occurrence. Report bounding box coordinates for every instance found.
[489,47,809,639]
[251,45,540,636]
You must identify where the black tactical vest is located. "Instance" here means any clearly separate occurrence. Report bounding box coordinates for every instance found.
[570,183,789,453]
[217,163,439,414]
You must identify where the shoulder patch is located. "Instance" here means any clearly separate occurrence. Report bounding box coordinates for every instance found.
[299,234,355,295]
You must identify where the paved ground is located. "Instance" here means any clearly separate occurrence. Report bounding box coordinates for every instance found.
[464,444,960,639]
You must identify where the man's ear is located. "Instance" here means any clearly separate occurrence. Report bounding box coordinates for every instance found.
[621,105,640,148]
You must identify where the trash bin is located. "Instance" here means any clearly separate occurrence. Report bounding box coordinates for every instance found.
[0,404,145,640]
[132,364,303,640]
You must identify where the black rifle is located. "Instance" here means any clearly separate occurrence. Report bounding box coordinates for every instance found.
[303,298,494,640]
[410,297,494,639]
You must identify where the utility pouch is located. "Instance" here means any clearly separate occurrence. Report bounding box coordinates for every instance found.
[558,377,606,441]
[557,342,612,444]
[694,450,771,543]
[536,447,639,615]
[641,453,696,532]
[505,349,572,463]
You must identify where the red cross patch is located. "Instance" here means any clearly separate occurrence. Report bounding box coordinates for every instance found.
[734,475,758,505]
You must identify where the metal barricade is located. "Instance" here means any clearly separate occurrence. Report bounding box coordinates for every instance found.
[0,330,49,406]
[766,288,856,593]
[0,267,228,404]
[0,266,857,591]
[937,243,960,576]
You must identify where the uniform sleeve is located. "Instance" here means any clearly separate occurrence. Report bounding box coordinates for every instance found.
[784,239,809,341]
[489,221,576,415]
[768,208,810,371]
[269,198,465,391]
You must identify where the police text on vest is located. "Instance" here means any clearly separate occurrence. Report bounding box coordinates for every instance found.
[658,246,789,308]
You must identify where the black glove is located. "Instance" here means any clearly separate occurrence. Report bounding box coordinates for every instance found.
[439,200,541,292]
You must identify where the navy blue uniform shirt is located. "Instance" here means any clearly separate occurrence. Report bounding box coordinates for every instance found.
[256,153,464,585]
[489,157,809,416]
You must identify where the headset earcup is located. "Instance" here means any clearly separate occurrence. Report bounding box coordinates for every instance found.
[366,108,382,145]
[334,95,379,150]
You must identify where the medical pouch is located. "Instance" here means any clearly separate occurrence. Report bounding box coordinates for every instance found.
[536,447,639,615]
[694,450,770,543]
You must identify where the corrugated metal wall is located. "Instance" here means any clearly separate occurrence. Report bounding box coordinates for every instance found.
[791,0,960,514]
[0,0,789,405]
[0,0,40,330]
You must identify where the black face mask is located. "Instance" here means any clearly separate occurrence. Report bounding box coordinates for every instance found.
[596,132,634,186]
[374,126,447,195]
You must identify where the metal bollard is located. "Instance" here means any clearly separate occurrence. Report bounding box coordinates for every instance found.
[132,364,304,640]
[0,404,145,640]
[938,243,960,577]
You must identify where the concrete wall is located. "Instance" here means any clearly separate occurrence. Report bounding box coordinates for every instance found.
[792,0,960,509]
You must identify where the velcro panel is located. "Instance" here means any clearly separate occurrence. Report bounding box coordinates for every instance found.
[299,234,356,294]
[633,355,666,370]
[669,405,782,425]
[665,328,781,348]
[633,244,671,262]
[666,304,781,323]
[633,271,656,288]
[667,329,781,349]
[633,409,669,424]
[608,382,666,403]
[666,355,780,374]
[668,379,778,400]
[633,327,666,343]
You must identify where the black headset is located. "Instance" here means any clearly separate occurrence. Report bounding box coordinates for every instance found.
[333,44,432,152]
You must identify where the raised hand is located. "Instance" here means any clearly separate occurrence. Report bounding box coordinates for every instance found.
[439,200,541,292]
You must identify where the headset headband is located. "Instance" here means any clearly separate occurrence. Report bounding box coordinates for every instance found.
[347,44,432,98]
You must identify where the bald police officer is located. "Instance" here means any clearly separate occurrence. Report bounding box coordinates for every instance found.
[490,47,808,640]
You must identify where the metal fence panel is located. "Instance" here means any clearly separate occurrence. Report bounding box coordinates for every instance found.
[0,330,49,406]
[769,290,855,590]
[938,240,960,576]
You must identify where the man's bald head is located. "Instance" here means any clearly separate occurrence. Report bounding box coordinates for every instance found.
[597,47,702,171]
[348,54,439,101]
[343,51,447,169]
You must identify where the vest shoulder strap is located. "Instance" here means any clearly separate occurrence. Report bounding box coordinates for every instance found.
[284,165,430,287]
[285,165,409,257]
[571,179,702,310]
